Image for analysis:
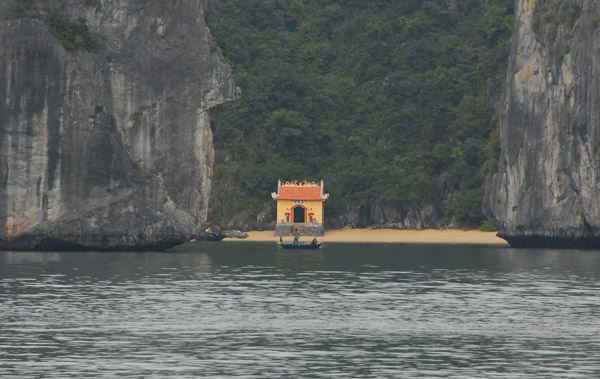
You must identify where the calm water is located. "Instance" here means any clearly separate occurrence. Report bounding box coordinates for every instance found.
[1,242,600,378]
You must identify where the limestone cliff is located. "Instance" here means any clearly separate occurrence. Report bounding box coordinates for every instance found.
[485,0,600,247]
[0,0,238,250]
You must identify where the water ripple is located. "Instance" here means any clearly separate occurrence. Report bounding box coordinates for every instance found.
[1,244,600,377]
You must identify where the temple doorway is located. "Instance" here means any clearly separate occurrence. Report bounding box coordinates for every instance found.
[293,206,306,223]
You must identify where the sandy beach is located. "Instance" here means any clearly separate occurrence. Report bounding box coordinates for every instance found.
[225,228,508,245]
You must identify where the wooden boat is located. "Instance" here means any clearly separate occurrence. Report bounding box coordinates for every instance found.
[204,233,225,241]
[280,242,321,249]
[197,232,225,241]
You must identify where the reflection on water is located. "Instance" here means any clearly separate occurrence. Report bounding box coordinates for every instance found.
[1,243,600,378]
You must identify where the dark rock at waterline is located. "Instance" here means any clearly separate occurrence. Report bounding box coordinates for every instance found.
[498,234,600,250]
[0,234,187,252]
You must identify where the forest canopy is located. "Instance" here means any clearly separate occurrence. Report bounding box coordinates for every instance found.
[207,0,513,229]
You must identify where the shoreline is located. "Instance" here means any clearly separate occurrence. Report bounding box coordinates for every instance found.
[224,228,509,245]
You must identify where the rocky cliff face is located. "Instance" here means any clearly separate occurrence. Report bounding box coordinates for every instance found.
[485,0,600,247]
[0,0,237,250]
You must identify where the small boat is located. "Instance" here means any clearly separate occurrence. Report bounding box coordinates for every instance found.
[204,233,225,241]
[280,242,321,249]
[197,232,225,241]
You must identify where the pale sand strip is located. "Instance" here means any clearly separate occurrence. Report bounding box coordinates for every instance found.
[225,228,508,245]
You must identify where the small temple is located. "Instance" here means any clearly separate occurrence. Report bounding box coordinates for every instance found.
[271,180,329,237]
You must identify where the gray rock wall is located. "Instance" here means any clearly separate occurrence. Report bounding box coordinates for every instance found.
[485,0,600,247]
[0,0,237,250]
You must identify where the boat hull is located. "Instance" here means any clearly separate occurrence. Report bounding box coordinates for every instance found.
[280,243,321,249]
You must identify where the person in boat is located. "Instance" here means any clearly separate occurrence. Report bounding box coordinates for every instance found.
[293,232,299,246]
[311,238,317,245]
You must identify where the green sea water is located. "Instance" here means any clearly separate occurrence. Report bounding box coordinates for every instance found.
[1,242,599,377]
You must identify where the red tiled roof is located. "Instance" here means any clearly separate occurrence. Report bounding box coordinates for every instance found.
[273,186,325,201]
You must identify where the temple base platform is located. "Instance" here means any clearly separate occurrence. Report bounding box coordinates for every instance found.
[275,223,324,237]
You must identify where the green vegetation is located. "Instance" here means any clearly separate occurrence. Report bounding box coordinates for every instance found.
[85,0,101,7]
[478,220,498,232]
[532,0,581,42]
[14,0,42,18]
[49,15,99,52]
[208,0,513,228]
[13,0,100,52]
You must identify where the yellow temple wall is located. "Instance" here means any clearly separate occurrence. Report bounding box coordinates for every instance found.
[276,200,324,224]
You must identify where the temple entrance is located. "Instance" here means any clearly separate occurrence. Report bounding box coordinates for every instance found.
[293,206,306,223]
